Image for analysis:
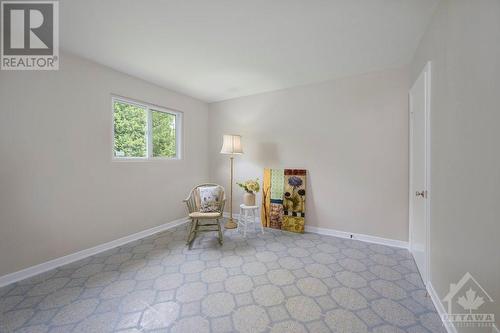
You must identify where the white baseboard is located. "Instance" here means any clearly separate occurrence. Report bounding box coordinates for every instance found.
[223,212,408,249]
[304,225,408,249]
[223,212,236,219]
[427,282,458,333]
[493,324,499,333]
[0,217,189,288]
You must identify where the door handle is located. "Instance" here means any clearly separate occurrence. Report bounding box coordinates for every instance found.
[416,191,426,198]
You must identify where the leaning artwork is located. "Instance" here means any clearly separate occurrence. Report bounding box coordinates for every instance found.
[261,169,306,233]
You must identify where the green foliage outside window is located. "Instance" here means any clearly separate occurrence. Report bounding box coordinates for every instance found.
[113,101,146,157]
[113,100,177,158]
[152,110,176,158]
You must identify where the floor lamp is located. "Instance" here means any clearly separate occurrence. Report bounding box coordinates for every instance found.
[220,134,243,229]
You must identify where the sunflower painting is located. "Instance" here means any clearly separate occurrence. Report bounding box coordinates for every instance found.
[261,168,306,233]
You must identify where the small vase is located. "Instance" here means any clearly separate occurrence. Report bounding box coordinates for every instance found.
[243,192,256,206]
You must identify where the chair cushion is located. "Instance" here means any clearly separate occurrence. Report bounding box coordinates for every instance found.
[199,186,221,212]
[189,212,222,218]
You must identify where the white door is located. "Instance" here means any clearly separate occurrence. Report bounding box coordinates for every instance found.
[409,62,431,286]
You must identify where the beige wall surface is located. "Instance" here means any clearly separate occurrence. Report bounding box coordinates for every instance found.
[410,0,500,330]
[0,52,209,277]
[208,68,410,242]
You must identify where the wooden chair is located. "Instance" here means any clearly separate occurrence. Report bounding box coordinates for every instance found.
[184,184,226,249]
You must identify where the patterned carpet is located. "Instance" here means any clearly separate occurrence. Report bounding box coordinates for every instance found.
[0,222,446,333]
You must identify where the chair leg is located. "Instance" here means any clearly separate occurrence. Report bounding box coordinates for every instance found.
[217,219,223,245]
[188,219,198,249]
[186,218,195,245]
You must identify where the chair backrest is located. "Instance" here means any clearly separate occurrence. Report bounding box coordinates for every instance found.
[184,183,226,213]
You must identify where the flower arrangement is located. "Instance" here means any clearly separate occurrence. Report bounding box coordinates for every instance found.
[237,178,260,193]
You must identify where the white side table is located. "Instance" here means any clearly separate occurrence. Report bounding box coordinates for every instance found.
[239,204,263,237]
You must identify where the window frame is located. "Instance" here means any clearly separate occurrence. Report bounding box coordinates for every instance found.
[111,95,183,161]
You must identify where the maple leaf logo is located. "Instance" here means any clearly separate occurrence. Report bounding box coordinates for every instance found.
[457,288,485,313]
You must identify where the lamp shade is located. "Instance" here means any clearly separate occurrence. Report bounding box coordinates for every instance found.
[220,134,243,154]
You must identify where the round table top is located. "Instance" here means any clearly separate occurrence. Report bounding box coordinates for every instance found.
[240,204,259,209]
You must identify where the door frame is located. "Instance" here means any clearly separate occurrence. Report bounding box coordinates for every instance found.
[409,61,432,286]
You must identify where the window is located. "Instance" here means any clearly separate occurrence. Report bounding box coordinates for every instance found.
[112,97,181,159]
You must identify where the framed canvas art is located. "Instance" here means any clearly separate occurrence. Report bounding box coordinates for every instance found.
[261,168,306,233]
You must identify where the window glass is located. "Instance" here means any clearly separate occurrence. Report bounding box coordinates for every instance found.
[113,100,147,158]
[152,110,176,158]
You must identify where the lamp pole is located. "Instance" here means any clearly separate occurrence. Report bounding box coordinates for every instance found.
[220,134,241,229]
[225,156,237,229]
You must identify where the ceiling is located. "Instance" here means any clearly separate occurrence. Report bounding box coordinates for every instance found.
[60,0,438,102]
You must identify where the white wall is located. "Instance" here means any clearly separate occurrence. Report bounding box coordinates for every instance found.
[208,68,410,242]
[0,52,209,277]
[410,0,500,330]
